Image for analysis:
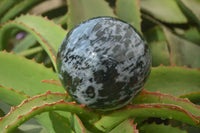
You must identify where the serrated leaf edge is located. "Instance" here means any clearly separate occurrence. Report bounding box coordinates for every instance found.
[0,85,30,98]
[0,91,100,133]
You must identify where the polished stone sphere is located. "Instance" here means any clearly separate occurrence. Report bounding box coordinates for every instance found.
[57,17,151,110]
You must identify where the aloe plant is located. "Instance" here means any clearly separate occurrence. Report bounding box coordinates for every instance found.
[0,0,200,132]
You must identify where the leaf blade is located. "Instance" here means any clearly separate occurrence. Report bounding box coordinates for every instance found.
[67,0,115,29]
[0,15,67,69]
[0,92,100,133]
[110,119,138,133]
[0,51,65,97]
[140,0,187,23]
[0,0,44,24]
[116,0,142,33]
[145,66,200,97]
[140,123,187,133]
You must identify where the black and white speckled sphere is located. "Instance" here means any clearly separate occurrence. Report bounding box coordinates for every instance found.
[57,17,151,110]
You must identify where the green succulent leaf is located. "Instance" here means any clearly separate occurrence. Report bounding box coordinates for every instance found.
[0,51,65,97]
[0,0,44,24]
[49,111,74,133]
[163,28,200,68]
[0,108,5,117]
[0,15,67,69]
[149,41,171,66]
[95,103,200,132]
[133,90,200,118]
[71,114,91,133]
[145,66,200,97]
[12,34,38,54]
[0,92,100,133]
[109,119,138,133]
[177,0,200,26]
[95,89,200,132]
[140,123,187,133]
[116,0,142,33]
[16,46,43,57]
[180,27,200,46]
[67,0,115,30]
[0,85,29,106]
[144,26,167,43]
[34,112,65,133]
[140,0,188,23]
[0,0,23,18]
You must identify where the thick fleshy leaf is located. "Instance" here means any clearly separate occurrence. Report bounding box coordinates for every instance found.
[94,103,200,132]
[145,66,200,97]
[67,0,115,29]
[0,85,29,106]
[0,0,44,24]
[140,0,187,23]
[17,46,43,56]
[49,111,74,133]
[0,108,5,117]
[163,28,200,68]
[71,114,92,133]
[94,90,200,132]
[0,51,65,97]
[34,113,62,133]
[18,123,48,133]
[180,27,200,46]
[110,119,138,133]
[0,0,23,18]
[0,91,100,133]
[149,41,171,66]
[140,123,187,133]
[13,34,37,54]
[177,0,200,26]
[133,90,200,118]
[143,27,171,66]
[0,15,67,69]
[116,0,141,33]
[144,26,167,42]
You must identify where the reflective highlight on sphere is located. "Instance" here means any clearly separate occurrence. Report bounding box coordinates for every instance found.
[57,17,151,110]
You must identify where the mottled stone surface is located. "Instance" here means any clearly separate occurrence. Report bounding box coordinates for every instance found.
[57,17,151,110]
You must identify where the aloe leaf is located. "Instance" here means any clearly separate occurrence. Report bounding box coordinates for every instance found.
[144,26,167,42]
[149,41,171,66]
[13,34,37,54]
[18,122,48,133]
[0,108,5,117]
[177,0,200,26]
[0,0,22,18]
[116,0,141,33]
[140,123,187,133]
[0,15,67,69]
[145,66,200,97]
[110,119,138,133]
[95,103,200,132]
[95,89,200,132]
[140,0,187,23]
[0,92,100,133]
[67,0,115,30]
[0,51,65,97]
[71,114,92,133]
[163,28,200,68]
[180,92,200,104]
[180,27,200,46]
[133,90,200,118]
[34,113,60,133]
[49,111,74,133]
[0,85,29,106]
[16,46,43,56]
[55,12,68,26]
[0,0,44,24]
